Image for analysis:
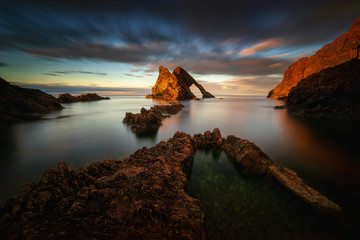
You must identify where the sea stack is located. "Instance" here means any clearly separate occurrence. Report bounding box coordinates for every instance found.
[268,16,360,100]
[147,66,215,101]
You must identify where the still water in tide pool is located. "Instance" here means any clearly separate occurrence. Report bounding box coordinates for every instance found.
[186,149,343,239]
[0,96,359,228]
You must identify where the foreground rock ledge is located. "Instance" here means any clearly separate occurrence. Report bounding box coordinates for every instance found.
[0,129,343,239]
[123,103,184,134]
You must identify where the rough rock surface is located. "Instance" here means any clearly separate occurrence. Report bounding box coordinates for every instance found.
[123,103,184,134]
[285,59,360,120]
[0,77,63,123]
[268,16,360,99]
[58,93,110,103]
[0,129,343,240]
[148,66,215,100]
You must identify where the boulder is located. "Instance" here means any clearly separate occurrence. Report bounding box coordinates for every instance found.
[0,77,63,123]
[268,16,360,100]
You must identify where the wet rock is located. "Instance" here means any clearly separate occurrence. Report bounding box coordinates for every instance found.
[268,16,360,100]
[285,59,360,121]
[58,93,110,103]
[268,165,343,218]
[0,129,344,239]
[149,66,215,100]
[123,103,184,135]
[0,77,64,124]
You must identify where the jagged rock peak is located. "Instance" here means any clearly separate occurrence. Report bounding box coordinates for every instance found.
[148,66,215,100]
[268,16,360,100]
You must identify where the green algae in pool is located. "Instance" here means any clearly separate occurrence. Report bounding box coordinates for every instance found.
[185,149,344,240]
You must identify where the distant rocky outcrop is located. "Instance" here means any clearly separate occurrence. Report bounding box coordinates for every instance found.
[285,59,360,120]
[58,93,110,103]
[0,129,343,239]
[123,103,184,134]
[0,77,63,123]
[268,16,360,100]
[147,66,215,100]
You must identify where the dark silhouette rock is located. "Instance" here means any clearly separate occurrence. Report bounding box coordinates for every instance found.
[0,77,63,123]
[147,66,215,100]
[58,93,110,103]
[285,59,360,120]
[268,16,360,100]
[123,103,184,134]
[0,129,343,240]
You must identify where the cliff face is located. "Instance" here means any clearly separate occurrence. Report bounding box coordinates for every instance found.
[286,59,360,120]
[268,16,360,100]
[0,77,63,123]
[58,93,110,103]
[149,66,215,100]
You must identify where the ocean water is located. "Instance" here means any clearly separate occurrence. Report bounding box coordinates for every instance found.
[0,95,359,233]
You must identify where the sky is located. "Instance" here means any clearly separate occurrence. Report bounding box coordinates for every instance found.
[0,0,359,96]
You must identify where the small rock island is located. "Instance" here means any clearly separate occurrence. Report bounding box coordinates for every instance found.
[146,66,215,100]
[123,103,184,135]
[58,93,110,103]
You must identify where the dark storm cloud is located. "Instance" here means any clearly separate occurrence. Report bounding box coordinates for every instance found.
[0,0,359,76]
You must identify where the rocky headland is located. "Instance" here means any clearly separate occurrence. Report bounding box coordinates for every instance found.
[0,129,344,239]
[123,103,184,135]
[58,93,110,103]
[0,77,63,124]
[146,66,215,100]
[268,16,360,100]
[286,59,360,121]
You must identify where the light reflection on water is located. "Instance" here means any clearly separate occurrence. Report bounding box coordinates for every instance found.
[0,95,359,222]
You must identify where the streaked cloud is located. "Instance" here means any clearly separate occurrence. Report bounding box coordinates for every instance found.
[239,39,284,56]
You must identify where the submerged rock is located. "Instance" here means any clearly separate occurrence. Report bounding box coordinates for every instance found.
[58,93,110,103]
[147,66,215,100]
[286,59,360,120]
[0,129,344,239]
[0,77,63,123]
[268,16,360,100]
[123,103,184,134]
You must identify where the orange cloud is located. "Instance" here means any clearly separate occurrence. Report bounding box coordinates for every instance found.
[239,39,284,56]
